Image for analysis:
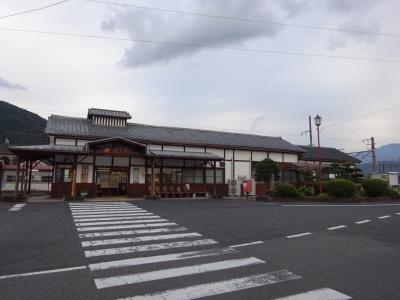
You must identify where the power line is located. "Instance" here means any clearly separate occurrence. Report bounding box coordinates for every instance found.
[323,103,400,129]
[1,26,399,64]
[0,0,70,19]
[84,0,400,39]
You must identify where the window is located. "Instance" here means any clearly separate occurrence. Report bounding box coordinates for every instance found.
[81,165,89,183]
[206,169,224,184]
[56,167,72,183]
[41,176,53,183]
[132,167,140,183]
[162,168,183,184]
[6,175,16,183]
[184,169,203,184]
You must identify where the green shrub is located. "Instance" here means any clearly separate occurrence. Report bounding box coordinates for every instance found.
[386,188,400,199]
[362,179,388,197]
[326,179,355,198]
[317,192,331,200]
[312,181,330,195]
[298,186,313,196]
[276,183,298,198]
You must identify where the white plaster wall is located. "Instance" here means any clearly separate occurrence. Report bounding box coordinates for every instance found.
[48,136,55,145]
[76,164,82,183]
[95,156,112,166]
[206,148,224,157]
[234,161,251,179]
[114,157,129,167]
[284,153,298,163]
[225,160,233,182]
[78,155,93,164]
[234,150,251,161]
[77,139,91,146]
[88,165,93,183]
[185,146,205,153]
[163,145,184,152]
[252,151,269,161]
[225,149,233,160]
[149,144,162,150]
[131,157,145,166]
[269,152,283,162]
[55,138,76,146]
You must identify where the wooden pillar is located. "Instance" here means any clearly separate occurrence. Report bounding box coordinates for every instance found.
[151,158,155,196]
[203,160,206,193]
[15,156,20,196]
[213,161,217,195]
[71,155,77,198]
[92,151,96,197]
[28,160,33,195]
[22,160,27,196]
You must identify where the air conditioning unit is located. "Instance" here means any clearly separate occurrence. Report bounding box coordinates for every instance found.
[228,179,241,196]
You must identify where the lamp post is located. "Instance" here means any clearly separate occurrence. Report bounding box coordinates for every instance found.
[314,114,323,194]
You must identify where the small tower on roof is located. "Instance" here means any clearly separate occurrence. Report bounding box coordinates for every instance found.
[87,108,132,127]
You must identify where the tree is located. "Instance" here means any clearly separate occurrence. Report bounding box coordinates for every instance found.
[255,158,280,192]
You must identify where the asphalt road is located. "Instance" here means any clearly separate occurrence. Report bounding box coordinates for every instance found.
[0,199,399,299]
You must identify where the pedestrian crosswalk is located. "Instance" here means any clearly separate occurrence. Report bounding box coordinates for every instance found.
[69,202,351,299]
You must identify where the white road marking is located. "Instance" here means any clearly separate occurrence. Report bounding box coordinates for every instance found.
[355,220,371,224]
[378,215,391,219]
[72,210,147,216]
[69,204,135,207]
[77,222,177,232]
[79,227,187,239]
[8,204,26,212]
[84,239,218,257]
[95,257,265,289]
[286,232,312,239]
[283,204,400,207]
[82,232,202,247]
[397,212,400,215]
[71,208,145,213]
[115,270,301,300]
[89,247,237,271]
[75,219,167,227]
[74,216,157,222]
[229,241,264,248]
[73,213,153,218]
[0,266,87,280]
[271,288,352,300]
[70,206,136,209]
[327,225,347,231]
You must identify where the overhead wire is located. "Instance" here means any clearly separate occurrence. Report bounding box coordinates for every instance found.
[0,0,70,19]
[0,27,399,64]
[84,0,400,39]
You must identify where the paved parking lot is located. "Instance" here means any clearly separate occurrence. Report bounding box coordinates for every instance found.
[0,199,399,299]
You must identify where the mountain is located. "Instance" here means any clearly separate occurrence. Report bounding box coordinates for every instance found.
[358,143,400,175]
[0,101,47,145]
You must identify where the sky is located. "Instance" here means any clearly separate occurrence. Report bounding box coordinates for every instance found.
[0,0,399,153]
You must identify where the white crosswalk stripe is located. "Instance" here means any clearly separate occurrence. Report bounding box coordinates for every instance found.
[68,202,348,299]
[81,232,202,247]
[77,222,178,232]
[73,213,153,218]
[79,227,188,239]
[84,239,218,257]
[75,219,167,227]
[74,216,158,222]
[95,257,265,289]
[88,247,237,271]
[115,270,301,300]
[271,288,351,300]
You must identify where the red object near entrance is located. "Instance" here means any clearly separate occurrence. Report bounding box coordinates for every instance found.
[242,180,253,193]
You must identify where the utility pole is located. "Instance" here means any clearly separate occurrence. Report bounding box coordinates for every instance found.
[363,137,377,175]
[371,137,377,174]
[301,115,313,146]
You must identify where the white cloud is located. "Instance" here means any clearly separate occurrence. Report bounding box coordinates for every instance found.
[0,76,26,90]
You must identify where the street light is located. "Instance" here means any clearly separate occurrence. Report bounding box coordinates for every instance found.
[314,115,323,193]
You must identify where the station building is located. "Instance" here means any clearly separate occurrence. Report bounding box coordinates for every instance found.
[7,108,358,199]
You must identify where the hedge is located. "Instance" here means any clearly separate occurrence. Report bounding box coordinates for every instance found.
[362,179,388,197]
[276,183,299,198]
[326,179,355,198]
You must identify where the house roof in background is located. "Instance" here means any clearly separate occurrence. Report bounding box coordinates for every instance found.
[0,145,13,155]
[45,115,305,153]
[87,108,132,119]
[299,146,361,163]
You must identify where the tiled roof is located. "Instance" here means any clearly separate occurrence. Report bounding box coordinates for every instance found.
[88,108,132,119]
[45,115,305,153]
[299,146,361,163]
[8,144,86,154]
